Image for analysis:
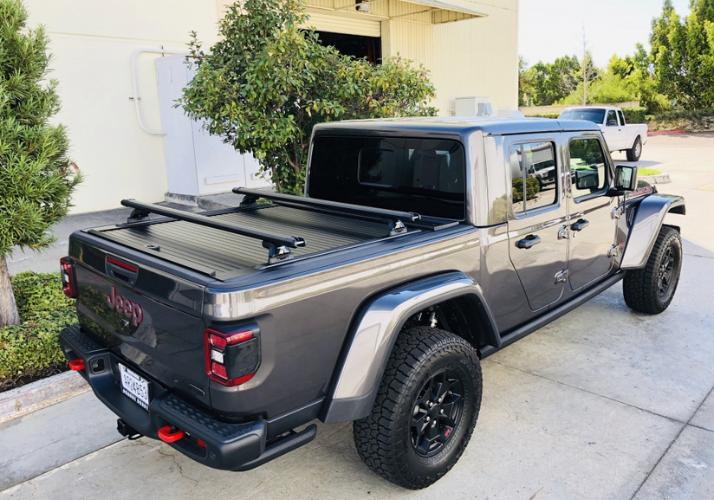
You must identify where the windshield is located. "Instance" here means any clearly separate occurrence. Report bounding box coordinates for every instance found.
[560,108,606,124]
[308,135,466,220]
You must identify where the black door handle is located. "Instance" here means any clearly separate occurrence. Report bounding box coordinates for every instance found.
[516,234,541,249]
[571,218,589,231]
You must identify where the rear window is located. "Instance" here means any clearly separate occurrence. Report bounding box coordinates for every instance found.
[560,108,606,124]
[308,135,466,219]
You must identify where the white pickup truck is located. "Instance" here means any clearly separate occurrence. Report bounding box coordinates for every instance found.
[559,106,648,161]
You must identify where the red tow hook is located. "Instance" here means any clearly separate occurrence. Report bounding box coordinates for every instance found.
[157,425,185,444]
[68,359,85,371]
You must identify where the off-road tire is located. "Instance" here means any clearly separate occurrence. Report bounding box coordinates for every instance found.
[626,136,642,161]
[623,226,682,314]
[353,327,482,489]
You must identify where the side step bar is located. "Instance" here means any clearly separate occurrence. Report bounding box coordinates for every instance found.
[236,424,317,471]
[480,272,625,357]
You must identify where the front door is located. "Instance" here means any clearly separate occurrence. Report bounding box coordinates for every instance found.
[566,135,619,290]
[507,139,569,311]
[602,109,623,151]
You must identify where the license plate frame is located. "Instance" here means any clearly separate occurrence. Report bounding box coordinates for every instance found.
[118,363,150,411]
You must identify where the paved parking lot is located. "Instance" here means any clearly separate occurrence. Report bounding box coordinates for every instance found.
[2,134,713,499]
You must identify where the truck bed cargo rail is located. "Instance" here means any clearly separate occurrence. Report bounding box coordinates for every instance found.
[120,199,306,263]
[234,187,421,235]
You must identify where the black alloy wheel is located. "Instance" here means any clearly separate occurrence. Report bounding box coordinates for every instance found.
[410,369,465,457]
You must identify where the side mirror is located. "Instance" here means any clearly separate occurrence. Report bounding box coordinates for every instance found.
[574,169,599,190]
[615,164,638,191]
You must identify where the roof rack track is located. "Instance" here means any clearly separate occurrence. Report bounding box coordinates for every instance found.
[120,199,305,264]
[234,188,421,236]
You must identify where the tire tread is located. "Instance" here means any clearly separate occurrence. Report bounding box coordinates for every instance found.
[353,327,481,489]
[623,225,681,313]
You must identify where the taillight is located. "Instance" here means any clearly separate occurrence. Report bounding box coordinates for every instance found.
[204,327,259,386]
[60,257,78,298]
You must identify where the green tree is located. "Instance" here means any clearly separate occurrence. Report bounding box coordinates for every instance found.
[0,0,79,326]
[181,0,435,194]
[649,0,714,109]
[518,57,535,106]
[519,56,580,106]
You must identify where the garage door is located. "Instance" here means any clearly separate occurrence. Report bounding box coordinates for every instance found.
[305,12,381,37]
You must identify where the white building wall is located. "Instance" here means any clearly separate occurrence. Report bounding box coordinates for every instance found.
[24,0,220,214]
[24,0,518,213]
[431,0,519,113]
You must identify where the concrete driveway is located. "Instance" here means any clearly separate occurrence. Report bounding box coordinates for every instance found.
[2,134,714,499]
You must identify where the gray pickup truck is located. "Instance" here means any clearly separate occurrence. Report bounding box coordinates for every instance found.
[59,117,685,489]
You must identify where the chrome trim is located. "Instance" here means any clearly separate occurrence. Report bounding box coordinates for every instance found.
[202,231,480,321]
[620,194,685,269]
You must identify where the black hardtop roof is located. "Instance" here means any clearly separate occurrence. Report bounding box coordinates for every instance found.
[313,116,600,136]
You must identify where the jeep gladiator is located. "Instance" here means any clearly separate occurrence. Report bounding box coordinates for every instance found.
[59,117,685,489]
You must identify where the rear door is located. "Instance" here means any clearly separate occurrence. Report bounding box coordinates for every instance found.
[506,136,569,311]
[565,134,618,290]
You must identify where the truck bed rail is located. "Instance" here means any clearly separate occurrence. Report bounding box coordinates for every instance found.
[120,199,306,263]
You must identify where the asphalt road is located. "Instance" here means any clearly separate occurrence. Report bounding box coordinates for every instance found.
[2,133,713,499]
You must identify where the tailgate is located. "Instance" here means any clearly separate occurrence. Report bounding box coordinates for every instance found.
[72,240,210,407]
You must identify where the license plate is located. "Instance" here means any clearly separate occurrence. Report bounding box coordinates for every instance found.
[118,363,150,411]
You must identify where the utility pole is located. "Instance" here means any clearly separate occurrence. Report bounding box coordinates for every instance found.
[582,29,588,105]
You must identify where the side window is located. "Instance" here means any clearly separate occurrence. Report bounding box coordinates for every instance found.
[606,110,618,126]
[569,138,608,199]
[509,142,558,214]
[617,110,626,126]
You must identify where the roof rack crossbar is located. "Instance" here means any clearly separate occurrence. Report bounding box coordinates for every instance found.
[120,199,305,264]
[233,188,422,224]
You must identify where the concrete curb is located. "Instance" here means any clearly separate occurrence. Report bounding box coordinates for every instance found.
[641,173,671,184]
[0,371,89,425]
[649,129,687,136]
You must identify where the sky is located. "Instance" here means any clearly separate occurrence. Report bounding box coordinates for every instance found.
[519,0,691,68]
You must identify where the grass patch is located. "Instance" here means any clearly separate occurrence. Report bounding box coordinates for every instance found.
[638,167,663,176]
[0,272,76,391]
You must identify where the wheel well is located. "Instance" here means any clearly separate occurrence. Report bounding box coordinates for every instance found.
[403,295,498,353]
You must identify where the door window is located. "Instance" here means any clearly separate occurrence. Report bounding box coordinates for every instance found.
[509,142,558,214]
[606,110,618,126]
[569,138,608,199]
[617,110,626,126]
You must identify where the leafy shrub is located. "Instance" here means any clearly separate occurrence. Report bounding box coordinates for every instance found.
[646,108,714,131]
[526,112,560,119]
[622,107,647,123]
[559,72,637,106]
[512,177,540,203]
[181,0,436,195]
[0,0,80,327]
[0,273,76,388]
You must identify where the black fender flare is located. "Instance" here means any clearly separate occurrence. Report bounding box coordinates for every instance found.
[621,194,685,269]
[322,271,498,423]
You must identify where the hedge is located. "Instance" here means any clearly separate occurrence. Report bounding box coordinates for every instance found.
[512,177,540,203]
[0,273,76,390]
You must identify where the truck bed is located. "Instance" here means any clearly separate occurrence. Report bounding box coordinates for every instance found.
[87,204,404,280]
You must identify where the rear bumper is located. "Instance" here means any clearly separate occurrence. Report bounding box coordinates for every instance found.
[59,325,278,471]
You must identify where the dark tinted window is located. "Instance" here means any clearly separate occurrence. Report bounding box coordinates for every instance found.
[560,108,606,124]
[617,110,626,125]
[606,110,618,126]
[309,136,465,219]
